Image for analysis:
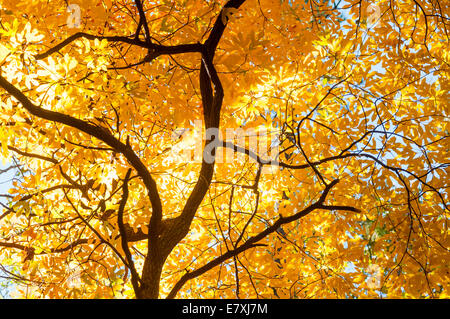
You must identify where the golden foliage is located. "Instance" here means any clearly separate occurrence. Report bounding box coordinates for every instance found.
[0,0,448,298]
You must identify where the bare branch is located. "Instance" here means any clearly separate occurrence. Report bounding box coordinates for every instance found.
[166,179,355,298]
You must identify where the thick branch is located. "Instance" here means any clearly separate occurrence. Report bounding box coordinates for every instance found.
[35,32,202,60]
[134,0,151,44]
[204,0,248,59]
[173,0,248,227]
[0,74,163,239]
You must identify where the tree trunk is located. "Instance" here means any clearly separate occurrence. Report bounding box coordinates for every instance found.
[140,257,164,298]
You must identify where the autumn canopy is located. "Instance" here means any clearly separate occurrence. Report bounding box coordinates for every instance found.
[0,0,448,299]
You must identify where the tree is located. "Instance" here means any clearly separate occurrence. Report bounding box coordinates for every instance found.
[0,0,448,299]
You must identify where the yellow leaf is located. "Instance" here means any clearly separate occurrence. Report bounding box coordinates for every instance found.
[0,44,10,63]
